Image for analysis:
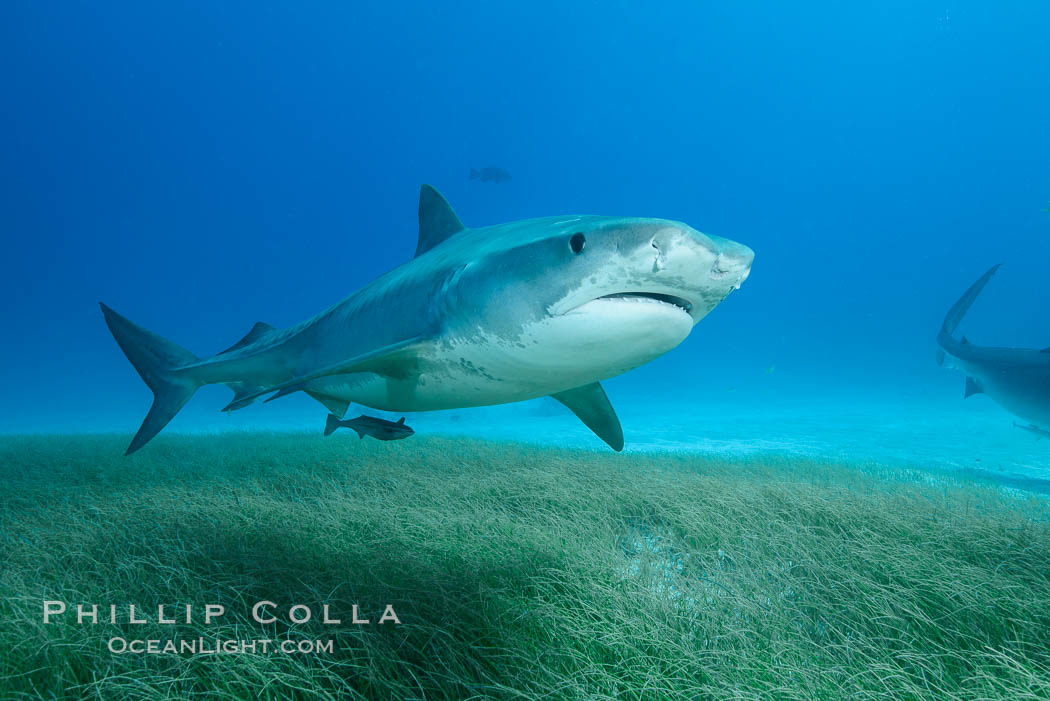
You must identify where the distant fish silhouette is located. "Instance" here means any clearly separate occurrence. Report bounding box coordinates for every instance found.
[470,166,512,184]
[1015,421,1050,440]
[324,413,414,441]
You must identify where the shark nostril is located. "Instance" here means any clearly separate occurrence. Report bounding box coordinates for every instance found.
[650,238,665,272]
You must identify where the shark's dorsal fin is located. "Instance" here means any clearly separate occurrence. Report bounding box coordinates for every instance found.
[219,322,276,355]
[397,417,405,424]
[415,185,465,257]
[964,376,982,398]
[551,382,624,451]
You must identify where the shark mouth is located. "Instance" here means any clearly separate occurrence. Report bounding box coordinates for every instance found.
[596,292,694,314]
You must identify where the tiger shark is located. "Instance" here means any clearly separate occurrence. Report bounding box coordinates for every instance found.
[937,264,1050,431]
[101,185,754,454]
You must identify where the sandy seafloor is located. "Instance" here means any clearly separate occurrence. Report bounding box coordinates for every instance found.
[416,396,1050,490]
[21,383,1046,492]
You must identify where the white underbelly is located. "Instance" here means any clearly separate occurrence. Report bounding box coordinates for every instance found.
[305,348,574,413]
[306,306,691,412]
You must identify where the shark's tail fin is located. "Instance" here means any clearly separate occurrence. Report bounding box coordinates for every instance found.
[939,265,1000,343]
[323,413,341,437]
[100,303,202,455]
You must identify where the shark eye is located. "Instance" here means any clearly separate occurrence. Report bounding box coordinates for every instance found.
[569,232,586,254]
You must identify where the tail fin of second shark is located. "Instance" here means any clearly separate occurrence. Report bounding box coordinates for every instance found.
[100,303,203,455]
[324,413,341,437]
[939,264,1001,344]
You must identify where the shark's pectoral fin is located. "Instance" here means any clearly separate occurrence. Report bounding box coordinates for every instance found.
[230,336,429,409]
[964,376,983,398]
[552,382,624,452]
[306,391,350,418]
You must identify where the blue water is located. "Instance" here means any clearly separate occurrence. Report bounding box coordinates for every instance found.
[3,3,1049,480]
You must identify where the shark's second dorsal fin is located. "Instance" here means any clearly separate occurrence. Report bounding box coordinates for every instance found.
[415,185,465,257]
[219,322,276,355]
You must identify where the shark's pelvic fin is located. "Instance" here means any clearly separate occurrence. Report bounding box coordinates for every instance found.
[552,382,625,452]
[306,391,350,418]
[218,322,276,355]
[99,303,203,455]
[964,376,983,398]
[415,185,466,257]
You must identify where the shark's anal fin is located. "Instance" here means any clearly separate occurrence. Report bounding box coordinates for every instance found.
[219,322,276,355]
[964,376,983,398]
[552,382,624,452]
[224,382,266,412]
[415,185,465,257]
[225,336,428,411]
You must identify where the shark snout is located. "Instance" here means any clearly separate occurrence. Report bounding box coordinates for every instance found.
[711,240,754,287]
[671,228,753,287]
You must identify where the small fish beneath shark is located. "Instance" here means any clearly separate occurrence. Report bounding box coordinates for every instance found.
[324,413,414,441]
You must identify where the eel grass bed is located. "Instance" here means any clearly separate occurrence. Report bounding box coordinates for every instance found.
[1,433,1048,700]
